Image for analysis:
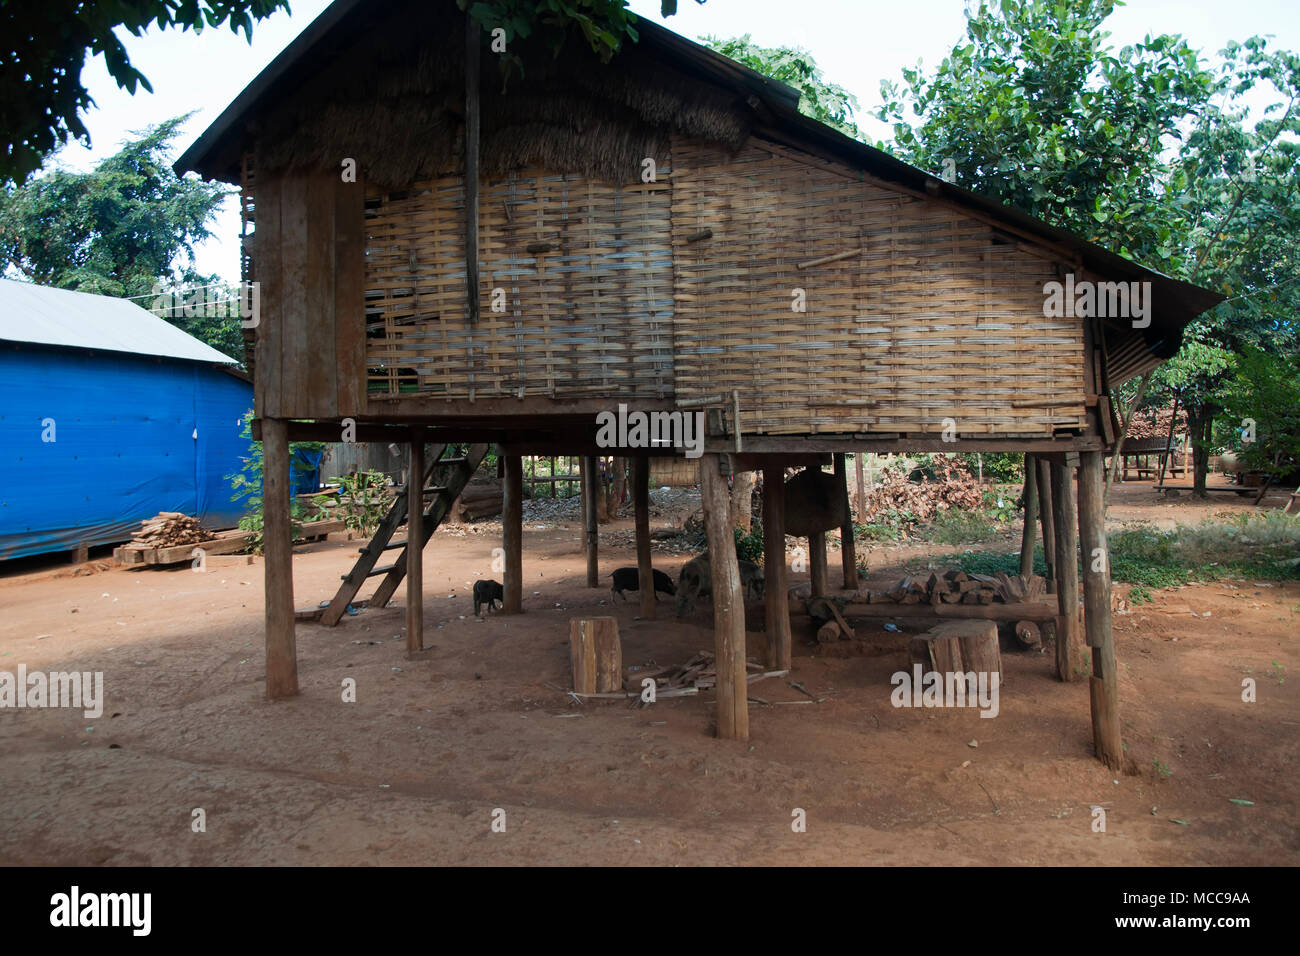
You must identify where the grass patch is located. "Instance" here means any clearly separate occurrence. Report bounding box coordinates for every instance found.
[900,513,1300,590]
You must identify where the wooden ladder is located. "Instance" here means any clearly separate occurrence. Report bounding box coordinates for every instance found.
[316,443,492,626]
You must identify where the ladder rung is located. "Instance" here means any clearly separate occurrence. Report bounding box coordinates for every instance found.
[422,485,448,495]
[366,564,398,578]
[358,540,406,555]
[434,457,468,467]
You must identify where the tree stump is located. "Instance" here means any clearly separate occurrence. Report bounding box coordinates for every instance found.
[570,617,622,694]
[910,620,1002,676]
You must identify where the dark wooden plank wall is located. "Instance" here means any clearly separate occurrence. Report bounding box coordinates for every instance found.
[254,167,367,420]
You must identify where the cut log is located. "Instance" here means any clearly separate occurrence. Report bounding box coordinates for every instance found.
[908,627,964,673]
[816,620,842,643]
[1014,620,1042,648]
[570,617,622,694]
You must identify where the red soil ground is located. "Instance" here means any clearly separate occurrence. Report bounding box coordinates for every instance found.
[0,481,1295,865]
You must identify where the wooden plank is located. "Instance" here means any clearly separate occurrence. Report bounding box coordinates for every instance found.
[701,454,748,741]
[834,600,1059,623]
[254,171,283,418]
[834,454,858,589]
[503,454,523,613]
[1019,455,1039,578]
[277,174,312,418]
[582,455,599,587]
[262,418,298,698]
[464,14,481,327]
[1051,460,1080,682]
[1079,450,1122,769]
[763,460,791,670]
[1036,456,1056,593]
[569,618,621,694]
[335,170,366,417]
[633,456,655,620]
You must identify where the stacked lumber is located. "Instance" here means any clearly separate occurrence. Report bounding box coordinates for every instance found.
[127,513,213,549]
[857,569,1044,607]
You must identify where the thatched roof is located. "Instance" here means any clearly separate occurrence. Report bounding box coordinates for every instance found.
[177,0,1223,379]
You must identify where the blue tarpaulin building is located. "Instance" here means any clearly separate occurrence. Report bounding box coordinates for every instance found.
[0,279,254,560]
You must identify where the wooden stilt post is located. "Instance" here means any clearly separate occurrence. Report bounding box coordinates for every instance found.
[1036,456,1057,594]
[763,460,791,670]
[808,531,829,598]
[262,418,298,698]
[855,452,867,518]
[582,455,599,587]
[503,453,523,614]
[1020,455,1039,578]
[406,428,426,653]
[1050,459,1080,682]
[1079,451,1123,769]
[701,455,748,741]
[834,454,858,589]
[633,456,654,619]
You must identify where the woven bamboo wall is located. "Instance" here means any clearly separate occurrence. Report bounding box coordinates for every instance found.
[362,136,1085,436]
[364,157,674,400]
[670,137,1083,436]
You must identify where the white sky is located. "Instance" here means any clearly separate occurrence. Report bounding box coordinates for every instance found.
[51,0,1300,282]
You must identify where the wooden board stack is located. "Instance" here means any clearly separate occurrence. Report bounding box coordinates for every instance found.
[127,512,214,549]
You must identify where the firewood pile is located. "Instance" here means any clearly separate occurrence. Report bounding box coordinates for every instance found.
[617,650,788,699]
[864,569,1046,607]
[127,512,214,549]
[857,457,984,525]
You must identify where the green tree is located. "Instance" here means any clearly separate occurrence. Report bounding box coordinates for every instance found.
[1,0,291,186]
[0,116,242,361]
[457,0,706,72]
[700,34,861,139]
[877,0,1300,496]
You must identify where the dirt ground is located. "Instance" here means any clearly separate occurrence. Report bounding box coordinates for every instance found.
[1,480,1296,866]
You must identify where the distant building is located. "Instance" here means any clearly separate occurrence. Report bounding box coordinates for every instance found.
[0,278,252,560]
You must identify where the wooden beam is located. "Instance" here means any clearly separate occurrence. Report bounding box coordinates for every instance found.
[855,452,867,520]
[762,460,791,670]
[262,418,299,698]
[834,454,858,589]
[633,456,654,620]
[1036,456,1057,594]
[503,454,523,614]
[1079,450,1123,769]
[1050,460,1080,682]
[464,13,481,328]
[582,455,599,587]
[831,600,1059,624]
[700,455,748,741]
[1019,455,1039,579]
[406,428,426,652]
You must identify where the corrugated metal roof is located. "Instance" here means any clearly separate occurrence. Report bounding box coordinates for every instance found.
[0,278,238,365]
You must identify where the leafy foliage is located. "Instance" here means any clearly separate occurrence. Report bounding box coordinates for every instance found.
[734,523,764,564]
[1,1,290,186]
[701,34,861,139]
[0,117,242,360]
[877,0,1300,492]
